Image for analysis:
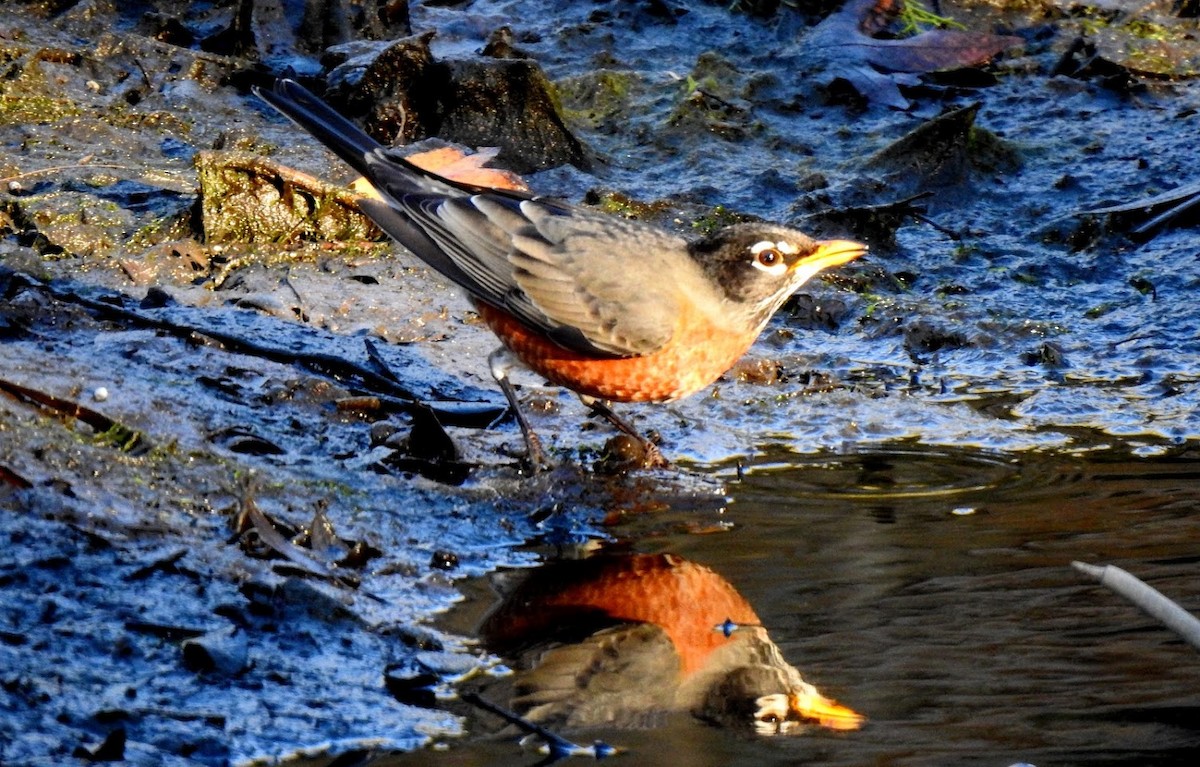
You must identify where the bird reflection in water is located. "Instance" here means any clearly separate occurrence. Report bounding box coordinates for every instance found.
[474,552,863,736]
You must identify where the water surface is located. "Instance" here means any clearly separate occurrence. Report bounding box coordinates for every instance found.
[423,447,1200,766]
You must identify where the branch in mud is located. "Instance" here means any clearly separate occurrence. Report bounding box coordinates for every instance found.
[0,377,147,453]
[1077,180,1200,240]
[1,270,504,428]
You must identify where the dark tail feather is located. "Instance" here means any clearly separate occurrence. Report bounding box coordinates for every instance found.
[253,78,520,297]
[254,79,382,180]
[255,78,472,197]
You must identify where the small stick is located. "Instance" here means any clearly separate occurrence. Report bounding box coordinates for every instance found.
[461,692,618,759]
[1072,561,1200,653]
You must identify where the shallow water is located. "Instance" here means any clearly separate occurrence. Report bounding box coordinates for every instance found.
[416,447,1200,767]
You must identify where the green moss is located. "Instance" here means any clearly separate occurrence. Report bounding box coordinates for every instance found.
[1126,44,1198,77]
[1129,275,1156,297]
[1073,6,1200,76]
[126,211,192,249]
[581,190,673,227]
[690,205,750,237]
[554,70,638,128]
[952,242,980,261]
[967,125,1022,174]
[195,151,380,245]
[95,423,146,452]
[1124,18,1173,42]
[0,93,81,125]
[1078,16,1108,37]
[107,108,193,135]
[898,0,966,35]
[860,293,887,318]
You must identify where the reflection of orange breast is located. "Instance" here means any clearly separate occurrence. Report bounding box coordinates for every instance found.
[495,554,760,677]
[475,302,755,403]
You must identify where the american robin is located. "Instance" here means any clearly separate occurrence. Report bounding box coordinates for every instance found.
[478,553,863,733]
[256,79,867,466]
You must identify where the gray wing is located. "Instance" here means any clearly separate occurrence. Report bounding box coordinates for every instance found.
[364,177,687,357]
[503,201,686,357]
[510,623,681,729]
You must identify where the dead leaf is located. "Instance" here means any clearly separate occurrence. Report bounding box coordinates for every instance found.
[351,145,530,203]
[236,492,360,588]
[406,146,530,191]
[808,0,1022,108]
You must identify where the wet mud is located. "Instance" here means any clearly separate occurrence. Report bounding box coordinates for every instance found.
[2,0,1200,764]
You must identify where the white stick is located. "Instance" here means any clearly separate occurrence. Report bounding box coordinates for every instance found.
[1072,561,1200,653]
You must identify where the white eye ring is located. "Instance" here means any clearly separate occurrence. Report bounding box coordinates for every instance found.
[750,240,793,276]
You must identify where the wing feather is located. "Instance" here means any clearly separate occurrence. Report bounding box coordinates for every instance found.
[387,191,690,357]
[504,206,688,355]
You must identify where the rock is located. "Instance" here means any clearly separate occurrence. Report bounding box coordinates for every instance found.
[328,32,589,174]
[181,625,250,676]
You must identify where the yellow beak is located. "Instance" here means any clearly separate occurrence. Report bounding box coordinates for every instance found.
[801,239,869,270]
[789,239,867,286]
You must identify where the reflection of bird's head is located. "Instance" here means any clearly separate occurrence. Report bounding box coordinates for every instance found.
[691,628,864,735]
[699,666,864,735]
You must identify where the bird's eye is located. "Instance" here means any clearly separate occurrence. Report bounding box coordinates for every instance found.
[750,240,795,276]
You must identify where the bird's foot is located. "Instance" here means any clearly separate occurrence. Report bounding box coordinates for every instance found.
[518,431,554,475]
[596,433,669,474]
[489,348,555,474]
[584,398,669,472]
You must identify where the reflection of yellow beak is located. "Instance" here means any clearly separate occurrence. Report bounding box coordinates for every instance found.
[790,691,866,731]
[790,239,868,286]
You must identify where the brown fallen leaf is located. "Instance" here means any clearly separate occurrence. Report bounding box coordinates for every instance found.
[351,145,529,203]
[808,0,1022,109]
[406,146,530,192]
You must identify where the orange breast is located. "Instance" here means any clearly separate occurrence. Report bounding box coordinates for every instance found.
[475,301,754,403]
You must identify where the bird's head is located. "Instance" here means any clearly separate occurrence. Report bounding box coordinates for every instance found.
[686,624,864,735]
[697,662,865,735]
[691,224,866,331]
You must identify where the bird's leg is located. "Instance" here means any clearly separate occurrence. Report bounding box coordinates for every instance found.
[578,395,668,468]
[488,348,548,471]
